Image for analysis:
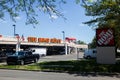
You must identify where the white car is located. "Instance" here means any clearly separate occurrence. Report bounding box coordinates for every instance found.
[83,49,97,59]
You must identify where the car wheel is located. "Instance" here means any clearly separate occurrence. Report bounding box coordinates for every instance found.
[7,62,11,65]
[20,60,24,65]
[87,56,91,59]
[34,58,38,63]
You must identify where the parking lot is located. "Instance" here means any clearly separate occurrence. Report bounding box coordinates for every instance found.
[0,52,84,65]
[39,52,84,62]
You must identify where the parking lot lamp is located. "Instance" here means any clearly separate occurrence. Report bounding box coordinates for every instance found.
[62,31,65,43]
[13,24,16,36]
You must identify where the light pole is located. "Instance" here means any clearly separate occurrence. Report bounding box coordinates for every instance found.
[62,31,65,42]
[13,24,16,36]
[12,24,20,52]
[62,31,67,55]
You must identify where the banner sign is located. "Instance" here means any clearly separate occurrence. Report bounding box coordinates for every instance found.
[96,28,115,46]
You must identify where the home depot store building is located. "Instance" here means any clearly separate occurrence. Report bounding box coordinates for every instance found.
[0,35,88,55]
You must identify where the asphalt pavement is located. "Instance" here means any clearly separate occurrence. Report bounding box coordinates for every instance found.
[0,69,120,80]
[39,52,83,62]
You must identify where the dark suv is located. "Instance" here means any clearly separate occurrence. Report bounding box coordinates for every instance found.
[7,51,40,65]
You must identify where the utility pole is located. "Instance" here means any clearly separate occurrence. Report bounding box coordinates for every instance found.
[62,31,65,42]
[13,24,16,36]
[62,31,67,55]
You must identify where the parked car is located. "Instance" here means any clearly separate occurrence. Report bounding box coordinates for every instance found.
[0,50,15,62]
[0,52,6,62]
[59,51,65,55]
[116,49,120,58]
[30,48,47,57]
[7,51,40,65]
[83,49,97,59]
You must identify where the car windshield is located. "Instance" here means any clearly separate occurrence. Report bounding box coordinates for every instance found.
[14,52,25,56]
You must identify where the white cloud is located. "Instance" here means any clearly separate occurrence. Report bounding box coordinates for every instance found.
[50,15,58,20]
[15,16,21,20]
[0,20,7,23]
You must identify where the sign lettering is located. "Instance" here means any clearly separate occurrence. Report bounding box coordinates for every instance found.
[96,28,114,46]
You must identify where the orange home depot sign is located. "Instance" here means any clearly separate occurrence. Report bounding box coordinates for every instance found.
[96,28,115,46]
[27,37,61,43]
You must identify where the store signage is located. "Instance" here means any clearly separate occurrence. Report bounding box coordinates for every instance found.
[96,28,114,46]
[27,37,61,43]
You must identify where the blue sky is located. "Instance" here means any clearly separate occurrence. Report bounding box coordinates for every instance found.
[0,0,95,44]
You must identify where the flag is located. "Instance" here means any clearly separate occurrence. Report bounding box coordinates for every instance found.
[15,34,20,39]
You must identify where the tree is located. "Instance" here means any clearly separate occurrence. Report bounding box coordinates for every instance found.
[88,36,96,49]
[82,0,120,47]
[76,40,86,44]
[0,0,66,26]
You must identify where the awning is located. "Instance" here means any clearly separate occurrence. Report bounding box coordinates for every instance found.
[65,37,76,40]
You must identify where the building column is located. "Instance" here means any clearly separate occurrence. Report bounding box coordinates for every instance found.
[65,43,68,55]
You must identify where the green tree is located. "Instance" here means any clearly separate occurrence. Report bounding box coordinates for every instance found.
[82,0,120,47]
[88,36,96,48]
[0,0,67,26]
[76,40,86,44]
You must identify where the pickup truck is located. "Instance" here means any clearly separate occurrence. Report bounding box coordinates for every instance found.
[7,51,40,65]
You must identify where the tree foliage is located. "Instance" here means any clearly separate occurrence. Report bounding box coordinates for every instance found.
[76,40,86,44]
[0,0,66,26]
[88,36,96,48]
[82,0,120,47]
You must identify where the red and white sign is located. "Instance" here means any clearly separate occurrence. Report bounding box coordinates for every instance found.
[96,28,115,46]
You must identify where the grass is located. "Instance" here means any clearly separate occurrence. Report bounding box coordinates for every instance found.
[0,60,120,73]
[0,64,40,71]
[38,60,120,73]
